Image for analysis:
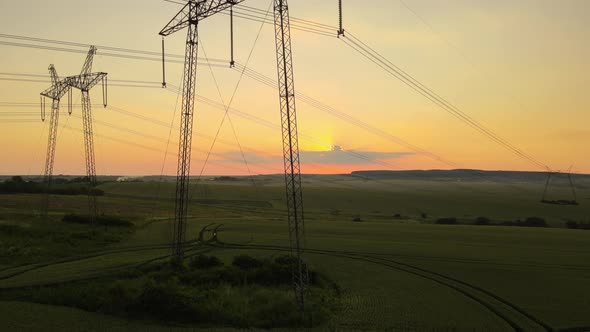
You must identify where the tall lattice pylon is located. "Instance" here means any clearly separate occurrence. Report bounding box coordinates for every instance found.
[159,0,246,261]
[39,65,72,218]
[64,46,108,223]
[273,0,308,313]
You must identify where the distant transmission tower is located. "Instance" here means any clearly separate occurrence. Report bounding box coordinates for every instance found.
[273,0,308,313]
[39,65,72,218]
[541,166,579,205]
[159,0,246,261]
[64,46,108,222]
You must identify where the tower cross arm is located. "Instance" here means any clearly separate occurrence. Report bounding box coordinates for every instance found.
[40,65,70,100]
[40,80,70,100]
[159,0,246,36]
[65,73,107,91]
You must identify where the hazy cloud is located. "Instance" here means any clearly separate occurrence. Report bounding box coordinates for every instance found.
[219,148,413,165]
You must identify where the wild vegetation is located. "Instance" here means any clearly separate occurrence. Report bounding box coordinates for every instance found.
[0,215,133,266]
[0,176,103,196]
[2,255,339,328]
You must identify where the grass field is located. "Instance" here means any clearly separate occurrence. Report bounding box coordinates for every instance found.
[1,172,589,331]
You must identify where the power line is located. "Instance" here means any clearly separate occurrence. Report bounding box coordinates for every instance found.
[211,3,550,171]
[117,98,410,176]
[231,62,456,167]
[0,39,227,68]
[0,76,162,89]
[340,32,550,171]
[198,38,259,189]
[161,0,337,38]
[0,33,227,62]
[1,69,445,172]
[396,0,536,119]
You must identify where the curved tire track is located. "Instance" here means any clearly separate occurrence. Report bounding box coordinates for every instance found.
[211,240,553,332]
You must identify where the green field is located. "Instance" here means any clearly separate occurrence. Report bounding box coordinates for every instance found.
[1,172,589,331]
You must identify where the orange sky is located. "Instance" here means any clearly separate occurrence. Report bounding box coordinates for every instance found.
[0,0,588,176]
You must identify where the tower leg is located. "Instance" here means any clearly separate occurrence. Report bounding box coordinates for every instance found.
[173,23,199,260]
[273,0,307,314]
[81,90,98,222]
[42,101,60,219]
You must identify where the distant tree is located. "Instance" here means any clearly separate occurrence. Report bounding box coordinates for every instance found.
[11,176,24,183]
[523,217,547,227]
[475,217,491,225]
[189,255,223,269]
[232,255,263,270]
[436,217,457,225]
[565,220,579,229]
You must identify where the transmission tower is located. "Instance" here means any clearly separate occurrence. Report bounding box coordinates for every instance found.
[159,0,245,260]
[64,46,108,222]
[337,0,345,37]
[273,0,308,312]
[541,167,578,205]
[39,65,72,218]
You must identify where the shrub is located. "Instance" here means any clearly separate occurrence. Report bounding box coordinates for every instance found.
[523,217,547,227]
[135,279,196,322]
[436,217,457,225]
[10,254,339,329]
[275,254,297,266]
[232,255,263,270]
[565,220,590,230]
[500,217,548,228]
[62,214,87,224]
[62,214,133,227]
[475,217,491,225]
[189,254,223,270]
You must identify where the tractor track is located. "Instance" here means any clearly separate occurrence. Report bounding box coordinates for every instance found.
[0,246,213,290]
[0,229,558,331]
[210,240,553,332]
[0,240,202,282]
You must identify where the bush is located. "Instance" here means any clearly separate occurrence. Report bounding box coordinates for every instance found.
[275,254,297,267]
[523,217,547,227]
[436,217,457,225]
[62,214,87,224]
[232,255,263,270]
[565,220,590,230]
[8,254,339,329]
[135,278,196,322]
[475,217,491,225]
[0,176,104,196]
[500,217,548,228]
[189,254,223,270]
[62,214,133,227]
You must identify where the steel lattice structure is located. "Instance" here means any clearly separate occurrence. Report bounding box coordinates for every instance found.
[159,0,308,311]
[160,0,245,260]
[63,46,108,222]
[273,0,307,312]
[39,65,72,218]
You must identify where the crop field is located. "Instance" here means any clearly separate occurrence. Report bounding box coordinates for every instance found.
[1,173,589,331]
